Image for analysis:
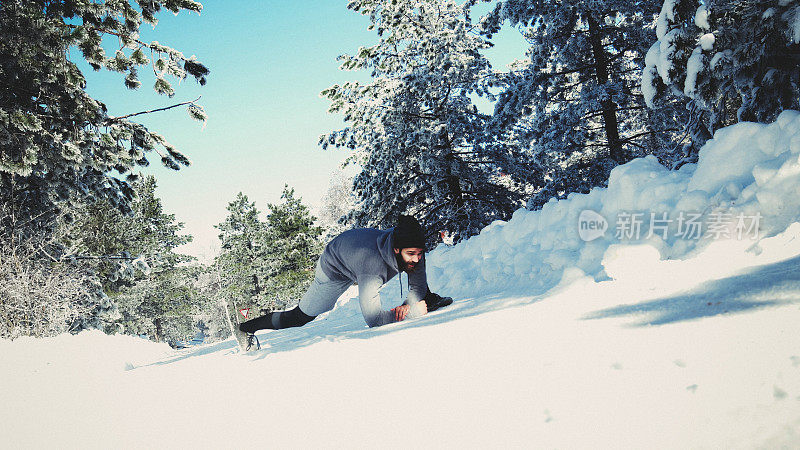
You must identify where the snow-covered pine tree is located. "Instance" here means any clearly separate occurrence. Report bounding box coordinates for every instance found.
[188,266,231,343]
[261,186,324,309]
[106,176,199,342]
[61,175,199,340]
[643,1,800,151]
[0,0,208,239]
[320,0,532,245]
[318,170,357,241]
[62,176,193,288]
[214,188,324,315]
[480,0,688,208]
[214,193,272,313]
[115,265,204,344]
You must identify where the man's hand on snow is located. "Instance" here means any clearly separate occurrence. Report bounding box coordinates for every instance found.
[392,304,410,321]
[391,301,427,322]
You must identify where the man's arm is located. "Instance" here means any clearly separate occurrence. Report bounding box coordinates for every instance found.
[357,275,426,327]
[357,276,395,327]
[394,255,429,320]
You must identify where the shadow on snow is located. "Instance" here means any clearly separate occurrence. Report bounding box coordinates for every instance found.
[249,288,542,361]
[141,284,549,367]
[583,253,800,327]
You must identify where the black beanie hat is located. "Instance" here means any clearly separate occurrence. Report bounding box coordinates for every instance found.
[392,215,426,249]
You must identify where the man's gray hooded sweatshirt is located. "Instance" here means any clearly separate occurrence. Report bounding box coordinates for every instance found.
[318,227,427,327]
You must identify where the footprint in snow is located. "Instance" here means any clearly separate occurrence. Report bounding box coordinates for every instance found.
[774,386,788,400]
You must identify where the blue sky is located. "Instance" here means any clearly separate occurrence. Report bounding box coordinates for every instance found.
[79,0,527,261]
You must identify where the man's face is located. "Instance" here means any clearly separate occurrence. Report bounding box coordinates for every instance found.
[394,247,424,273]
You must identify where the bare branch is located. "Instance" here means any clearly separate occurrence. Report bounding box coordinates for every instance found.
[106,96,201,123]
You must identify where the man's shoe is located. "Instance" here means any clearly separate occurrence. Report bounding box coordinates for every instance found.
[245,332,260,352]
[231,320,259,352]
[424,291,453,312]
[229,318,247,350]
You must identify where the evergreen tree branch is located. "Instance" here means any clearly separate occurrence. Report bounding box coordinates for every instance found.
[579,105,647,121]
[618,129,682,144]
[61,23,200,65]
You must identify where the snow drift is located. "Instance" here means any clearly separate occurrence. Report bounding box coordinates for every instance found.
[427,110,800,299]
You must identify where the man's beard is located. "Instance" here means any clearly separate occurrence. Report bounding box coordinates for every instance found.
[396,254,417,273]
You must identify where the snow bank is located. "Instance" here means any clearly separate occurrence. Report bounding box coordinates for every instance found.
[0,331,179,448]
[427,111,800,299]
[0,330,174,374]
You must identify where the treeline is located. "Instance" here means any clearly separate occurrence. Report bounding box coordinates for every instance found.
[1,176,325,345]
[3,0,799,342]
[324,0,800,245]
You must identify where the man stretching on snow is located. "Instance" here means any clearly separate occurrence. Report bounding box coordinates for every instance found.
[234,215,452,351]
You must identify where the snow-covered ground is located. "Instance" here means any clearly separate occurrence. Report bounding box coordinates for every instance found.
[4,114,800,448]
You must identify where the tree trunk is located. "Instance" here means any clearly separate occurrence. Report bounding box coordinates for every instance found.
[587,13,626,164]
[442,133,465,234]
[154,317,163,343]
[252,273,261,297]
[246,238,262,298]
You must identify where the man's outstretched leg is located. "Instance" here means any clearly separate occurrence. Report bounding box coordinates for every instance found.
[239,259,353,337]
[239,305,316,333]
